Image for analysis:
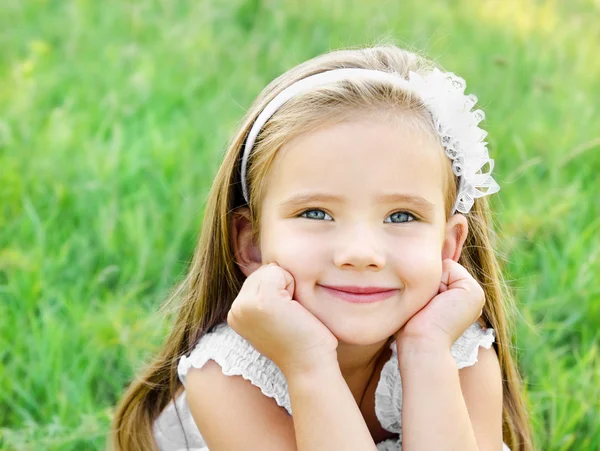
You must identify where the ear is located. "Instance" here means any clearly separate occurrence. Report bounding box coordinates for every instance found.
[441,213,469,262]
[230,207,262,277]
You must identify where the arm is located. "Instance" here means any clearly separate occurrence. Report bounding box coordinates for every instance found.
[286,361,378,451]
[398,340,503,451]
[186,359,377,451]
[187,360,297,451]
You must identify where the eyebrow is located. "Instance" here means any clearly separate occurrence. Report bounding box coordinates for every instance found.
[278,192,436,211]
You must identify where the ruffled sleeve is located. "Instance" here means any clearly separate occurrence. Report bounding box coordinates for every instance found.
[177,322,292,415]
[450,321,496,369]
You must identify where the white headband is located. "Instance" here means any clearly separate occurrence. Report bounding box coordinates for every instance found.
[240,68,500,214]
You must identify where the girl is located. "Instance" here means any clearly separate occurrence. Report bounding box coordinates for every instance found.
[112,45,532,450]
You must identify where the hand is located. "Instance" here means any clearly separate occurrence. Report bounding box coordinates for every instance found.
[227,263,339,376]
[396,259,485,350]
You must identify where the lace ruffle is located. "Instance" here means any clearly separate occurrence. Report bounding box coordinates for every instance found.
[376,436,403,450]
[153,391,209,450]
[177,323,292,415]
[374,352,403,435]
[450,322,496,369]
[407,69,500,214]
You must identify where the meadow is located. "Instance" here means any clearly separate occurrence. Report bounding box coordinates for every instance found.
[1,0,599,449]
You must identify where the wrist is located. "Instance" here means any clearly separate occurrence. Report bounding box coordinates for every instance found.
[396,327,452,351]
[284,357,341,385]
[279,352,340,380]
[397,335,452,367]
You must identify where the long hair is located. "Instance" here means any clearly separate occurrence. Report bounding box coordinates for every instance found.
[111,44,533,451]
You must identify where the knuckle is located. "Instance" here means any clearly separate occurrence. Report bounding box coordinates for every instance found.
[263,263,279,273]
[255,298,268,312]
[229,303,242,318]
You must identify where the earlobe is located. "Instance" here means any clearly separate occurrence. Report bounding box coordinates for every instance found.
[230,207,262,277]
[442,214,469,262]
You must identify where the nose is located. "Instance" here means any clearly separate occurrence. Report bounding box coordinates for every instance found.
[333,223,386,271]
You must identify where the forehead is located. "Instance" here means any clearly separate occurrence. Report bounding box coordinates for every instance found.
[262,116,448,210]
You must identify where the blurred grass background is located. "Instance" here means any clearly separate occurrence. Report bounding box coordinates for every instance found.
[1,0,599,449]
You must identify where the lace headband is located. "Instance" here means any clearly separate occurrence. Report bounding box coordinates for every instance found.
[240,68,500,214]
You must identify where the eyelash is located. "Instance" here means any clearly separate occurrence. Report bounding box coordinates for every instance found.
[298,209,419,223]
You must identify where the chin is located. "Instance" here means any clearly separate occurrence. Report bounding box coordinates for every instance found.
[293,285,409,346]
[317,312,396,346]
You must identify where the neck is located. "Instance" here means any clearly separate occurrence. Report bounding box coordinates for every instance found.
[336,337,391,405]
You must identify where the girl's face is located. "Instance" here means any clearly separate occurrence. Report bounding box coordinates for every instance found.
[258,114,458,345]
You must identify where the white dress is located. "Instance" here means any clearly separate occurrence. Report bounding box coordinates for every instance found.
[153,322,510,451]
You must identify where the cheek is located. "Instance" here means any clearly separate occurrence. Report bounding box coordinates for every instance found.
[396,239,444,300]
[260,222,328,277]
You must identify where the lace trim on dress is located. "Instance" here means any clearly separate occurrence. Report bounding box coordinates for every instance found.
[153,391,209,450]
[177,323,292,415]
[174,321,500,451]
[450,322,496,369]
[376,437,403,451]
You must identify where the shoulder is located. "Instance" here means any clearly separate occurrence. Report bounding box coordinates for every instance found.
[458,343,502,399]
[177,322,292,414]
[186,359,297,450]
[458,344,504,450]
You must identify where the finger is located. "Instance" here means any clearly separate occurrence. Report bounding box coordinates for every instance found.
[440,259,477,293]
[279,267,295,299]
[441,259,485,309]
[238,263,280,297]
[257,264,295,301]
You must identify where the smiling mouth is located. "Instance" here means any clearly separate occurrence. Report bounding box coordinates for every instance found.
[318,284,399,304]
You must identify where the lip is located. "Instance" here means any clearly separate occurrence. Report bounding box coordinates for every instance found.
[318,284,399,304]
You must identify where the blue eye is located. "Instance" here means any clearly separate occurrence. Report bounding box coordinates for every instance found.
[299,209,333,221]
[384,211,416,224]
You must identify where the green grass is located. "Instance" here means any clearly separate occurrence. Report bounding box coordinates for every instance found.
[1,0,599,449]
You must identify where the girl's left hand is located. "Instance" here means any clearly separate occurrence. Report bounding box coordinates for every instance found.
[396,259,486,349]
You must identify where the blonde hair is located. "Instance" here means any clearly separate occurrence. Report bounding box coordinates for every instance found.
[111,45,533,450]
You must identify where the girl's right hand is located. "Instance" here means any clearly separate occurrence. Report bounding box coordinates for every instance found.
[227,263,339,376]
